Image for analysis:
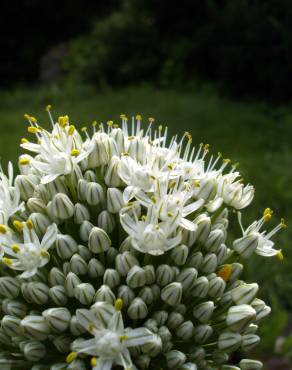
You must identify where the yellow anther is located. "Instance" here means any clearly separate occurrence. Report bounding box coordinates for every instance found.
[204,143,210,150]
[19,158,30,166]
[115,298,124,311]
[120,334,129,341]
[280,218,287,228]
[27,126,39,134]
[88,322,94,333]
[151,196,157,204]
[11,244,20,253]
[158,125,163,132]
[148,117,155,123]
[217,152,222,157]
[120,113,126,119]
[107,120,114,126]
[276,250,284,262]
[29,116,37,123]
[81,126,87,132]
[92,121,97,127]
[13,220,23,232]
[21,138,29,143]
[40,250,49,258]
[68,125,75,135]
[2,258,12,266]
[91,357,97,367]
[0,225,7,234]
[26,220,34,230]
[263,212,272,222]
[113,123,119,128]
[66,352,77,364]
[223,158,231,164]
[58,116,69,127]
[45,104,52,111]
[264,208,273,216]
[24,114,30,120]
[217,264,233,282]
[141,215,147,221]
[136,114,142,120]
[167,212,174,218]
[71,149,80,157]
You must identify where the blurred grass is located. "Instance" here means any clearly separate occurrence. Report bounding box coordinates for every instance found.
[1,84,292,361]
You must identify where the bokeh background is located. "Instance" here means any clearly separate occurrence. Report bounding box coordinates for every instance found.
[1,1,292,368]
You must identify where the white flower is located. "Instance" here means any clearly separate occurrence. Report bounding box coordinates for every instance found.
[2,223,58,278]
[74,300,154,370]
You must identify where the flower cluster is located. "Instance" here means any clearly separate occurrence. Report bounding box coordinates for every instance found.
[0,109,286,370]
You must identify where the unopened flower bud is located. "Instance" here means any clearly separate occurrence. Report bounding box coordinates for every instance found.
[167,312,184,329]
[23,340,46,361]
[103,268,121,288]
[51,193,74,220]
[135,354,151,370]
[1,314,21,336]
[218,332,242,352]
[181,227,197,247]
[47,177,68,197]
[0,276,20,298]
[26,282,49,305]
[29,213,51,236]
[212,350,229,365]
[88,227,111,253]
[217,243,229,264]
[104,156,124,187]
[77,179,88,201]
[166,350,186,369]
[195,214,211,243]
[191,276,209,298]
[21,315,50,340]
[244,324,258,335]
[70,254,88,275]
[87,258,105,278]
[193,301,215,323]
[255,305,271,322]
[205,229,225,252]
[152,310,168,326]
[56,234,78,259]
[117,285,135,306]
[144,318,158,333]
[98,210,115,233]
[75,283,95,305]
[156,265,175,286]
[176,320,194,340]
[49,286,68,306]
[177,268,198,290]
[201,253,218,273]
[84,170,97,182]
[86,182,104,206]
[231,283,259,305]
[2,298,27,318]
[158,325,172,343]
[239,359,263,370]
[229,263,243,282]
[65,273,81,298]
[127,297,148,319]
[106,246,118,265]
[127,266,147,288]
[226,305,256,332]
[15,174,36,200]
[208,276,226,298]
[143,265,155,284]
[193,324,213,343]
[180,363,198,370]
[90,301,115,323]
[94,284,115,304]
[115,252,139,276]
[70,315,86,336]
[43,307,71,332]
[53,335,72,353]
[141,334,162,356]
[79,220,94,242]
[170,244,189,265]
[27,197,46,213]
[161,282,182,306]
[107,188,124,213]
[188,252,203,269]
[74,203,90,224]
[138,287,154,304]
[241,334,260,351]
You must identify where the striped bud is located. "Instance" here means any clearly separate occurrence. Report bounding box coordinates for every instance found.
[161,282,182,306]
[226,305,256,332]
[193,324,213,343]
[49,286,68,306]
[127,266,147,288]
[56,234,78,260]
[0,276,20,298]
[70,254,88,275]
[75,283,95,305]
[88,227,111,253]
[251,298,265,313]
[233,234,259,259]
[77,244,92,261]
[244,324,258,335]
[208,276,226,298]
[98,210,115,234]
[65,273,81,297]
[150,284,161,300]
[53,335,72,353]
[156,265,175,287]
[144,318,158,333]
[106,247,118,265]
[188,252,203,269]
[15,174,36,200]
[27,197,46,213]
[23,340,46,361]
[152,311,168,326]
[29,213,51,236]
[90,301,115,323]
[143,265,155,284]
[127,297,148,319]
[43,308,71,332]
[107,188,124,213]
[195,214,211,243]
[239,359,263,370]
[141,334,162,356]
[47,177,68,197]
[138,287,154,304]
[201,253,218,273]
[115,252,139,276]
[212,350,229,365]
[135,355,151,370]
[84,170,97,182]
[193,301,215,323]
[86,182,104,206]
[51,193,74,220]
[189,347,205,362]
[21,315,50,340]
[87,258,105,278]
[77,179,88,201]
[94,285,115,304]
[217,243,229,264]
[177,268,198,290]
[255,305,271,322]
[190,276,209,298]
[104,269,121,288]
[26,282,49,305]
[117,285,135,306]
[79,220,94,242]
[166,350,186,369]
[231,283,259,305]
[171,245,189,265]
[218,332,242,352]
[2,298,27,318]
[1,314,21,336]
[180,363,198,370]
[74,203,90,224]
[181,227,197,247]
[158,325,172,343]
[167,312,184,329]
[241,334,260,351]
[104,156,124,187]
[205,229,225,252]
[70,315,86,336]
[176,321,194,340]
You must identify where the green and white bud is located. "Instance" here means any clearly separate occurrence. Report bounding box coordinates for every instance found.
[217,243,229,264]
[106,246,118,265]
[138,286,154,304]
[171,244,189,265]
[152,310,168,326]
[239,359,263,370]
[0,276,20,298]
[43,308,71,332]
[141,334,162,357]
[88,227,111,253]
[64,273,81,298]
[1,314,21,336]
[195,214,211,243]
[167,312,184,329]
[15,174,36,200]
[180,363,198,370]
[244,324,258,334]
[51,193,74,220]
[150,284,161,300]
[56,234,78,260]
[161,282,182,306]
[53,335,72,353]
[29,213,51,236]
[218,332,242,352]
[191,276,209,298]
[205,229,225,252]
[229,263,243,282]
[47,177,68,197]
[70,254,88,275]
[144,318,158,333]
[49,286,68,306]
[188,252,203,269]
[94,284,115,304]
[241,334,260,351]
[107,188,124,213]
[23,340,46,362]
[176,321,194,340]
[21,315,50,340]
[27,197,46,213]
[165,350,186,369]
[181,227,197,247]
[87,258,105,278]
[156,265,175,286]
[90,301,115,323]
[98,210,116,234]
[104,156,124,187]
[135,354,151,370]
[176,267,198,290]
[77,179,88,201]
[84,169,97,182]
[86,182,104,206]
[212,351,229,365]
[158,325,172,343]
[77,244,92,261]
[193,301,215,323]
[74,203,90,224]
[26,282,49,305]
[127,297,148,319]
[231,283,259,305]
[103,268,121,288]
[226,305,256,332]
[193,324,213,343]
[79,220,94,242]
[144,265,156,284]
[117,285,135,306]
[255,305,271,322]
[208,276,226,298]
[2,298,27,318]
[127,266,147,288]
[189,347,205,362]
[70,315,86,336]
[233,234,259,259]
[115,251,140,276]
[201,253,218,273]
[75,283,95,305]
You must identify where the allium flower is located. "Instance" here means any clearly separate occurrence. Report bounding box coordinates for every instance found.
[0,109,285,370]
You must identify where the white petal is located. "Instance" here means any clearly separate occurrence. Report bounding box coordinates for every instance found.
[76,309,104,331]
[94,359,113,370]
[108,311,124,332]
[124,327,154,347]
[179,217,196,231]
[41,223,58,250]
[182,198,204,216]
[120,213,137,236]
